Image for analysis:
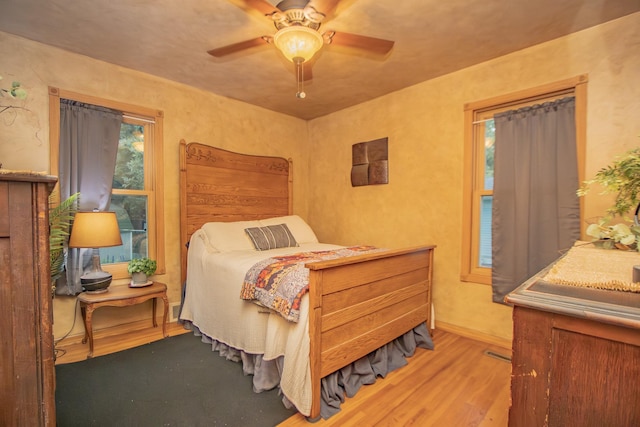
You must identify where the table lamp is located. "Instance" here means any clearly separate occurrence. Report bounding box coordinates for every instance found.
[68,210,122,293]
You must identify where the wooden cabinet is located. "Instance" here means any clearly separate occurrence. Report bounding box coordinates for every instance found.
[0,172,57,426]
[506,266,640,427]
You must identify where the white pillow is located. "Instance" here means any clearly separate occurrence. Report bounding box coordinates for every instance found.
[201,220,261,252]
[191,229,218,253]
[259,215,319,244]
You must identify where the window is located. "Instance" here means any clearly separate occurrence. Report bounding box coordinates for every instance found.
[49,87,165,280]
[102,120,153,266]
[478,118,494,269]
[461,76,587,285]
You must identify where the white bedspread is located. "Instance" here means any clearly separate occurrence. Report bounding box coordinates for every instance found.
[180,230,342,416]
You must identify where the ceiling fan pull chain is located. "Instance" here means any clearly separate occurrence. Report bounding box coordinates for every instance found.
[296,58,306,99]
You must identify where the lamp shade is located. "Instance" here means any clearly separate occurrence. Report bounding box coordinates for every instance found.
[68,211,123,248]
[273,25,324,63]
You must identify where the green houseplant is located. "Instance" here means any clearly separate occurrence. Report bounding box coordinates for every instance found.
[49,192,79,287]
[578,147,640,219]
[578,147,640,250]
[127,257,157,286]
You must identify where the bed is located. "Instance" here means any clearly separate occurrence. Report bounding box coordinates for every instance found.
[179,140,435,420]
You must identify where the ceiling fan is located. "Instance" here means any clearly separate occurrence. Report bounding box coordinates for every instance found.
[208,0,395,98]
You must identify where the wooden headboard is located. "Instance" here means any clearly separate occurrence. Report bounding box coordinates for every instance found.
[179,140,293,285]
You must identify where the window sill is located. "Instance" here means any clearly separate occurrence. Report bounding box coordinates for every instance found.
[460,271,492,285]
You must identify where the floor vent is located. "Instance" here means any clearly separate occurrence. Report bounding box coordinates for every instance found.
[170,303,181,322]
[484,350,511,363]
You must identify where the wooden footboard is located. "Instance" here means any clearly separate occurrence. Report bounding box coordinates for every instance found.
[306,245,435,419]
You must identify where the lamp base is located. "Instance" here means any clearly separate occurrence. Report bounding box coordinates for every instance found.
[81,271,112,294]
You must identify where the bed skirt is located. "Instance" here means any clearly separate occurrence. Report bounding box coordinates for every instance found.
[181,320,435,419]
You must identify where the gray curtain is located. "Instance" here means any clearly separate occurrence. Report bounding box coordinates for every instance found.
[56,99,122,295]
[491,97,580,303]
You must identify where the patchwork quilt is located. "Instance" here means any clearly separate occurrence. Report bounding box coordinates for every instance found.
[240,246,381,322]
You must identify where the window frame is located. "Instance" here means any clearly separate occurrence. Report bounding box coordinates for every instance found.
[460,76,588,285]
[48,87,165,280]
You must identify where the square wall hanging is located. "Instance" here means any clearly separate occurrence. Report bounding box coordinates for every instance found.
[351,137,388,186]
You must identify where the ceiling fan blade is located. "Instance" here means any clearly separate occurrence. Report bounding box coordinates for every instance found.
[327,31,395,55]
[207,37,269,57]
[240,0,281,15]
[309,0,340,19]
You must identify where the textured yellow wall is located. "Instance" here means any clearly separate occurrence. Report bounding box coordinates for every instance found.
[1,12,638,345]
[0,31,310,339]
[307,13,640,342]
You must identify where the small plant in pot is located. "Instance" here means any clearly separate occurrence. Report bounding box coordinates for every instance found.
[127,257,157,287]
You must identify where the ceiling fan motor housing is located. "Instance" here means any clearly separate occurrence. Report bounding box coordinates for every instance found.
[275,0,311,12]
[271,0,325,30]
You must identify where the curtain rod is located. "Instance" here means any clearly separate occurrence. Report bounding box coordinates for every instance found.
[472,118,494,125]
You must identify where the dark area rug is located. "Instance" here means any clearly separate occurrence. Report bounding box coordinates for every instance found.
[55,333,296,427]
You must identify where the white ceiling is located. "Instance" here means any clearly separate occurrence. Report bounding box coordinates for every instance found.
[0,0,638,120]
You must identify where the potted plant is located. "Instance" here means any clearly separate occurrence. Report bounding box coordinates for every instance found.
[127,257,157,287]
[49,192,80,290]
[578,147,640,249]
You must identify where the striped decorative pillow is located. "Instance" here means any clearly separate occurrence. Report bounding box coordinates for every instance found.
[245,224,299,251]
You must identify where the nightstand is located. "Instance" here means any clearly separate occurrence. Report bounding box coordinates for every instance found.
[77,282,169,358]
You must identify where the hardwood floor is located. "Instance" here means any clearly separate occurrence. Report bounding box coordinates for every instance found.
[278,328,512,426]
[54,319,190,364]
[55,323,512,426]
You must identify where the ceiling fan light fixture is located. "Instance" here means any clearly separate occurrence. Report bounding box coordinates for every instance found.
[273,25,323,63]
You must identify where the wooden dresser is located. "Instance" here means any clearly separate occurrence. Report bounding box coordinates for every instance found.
[506,254,640,427]
[0,172,57,426]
